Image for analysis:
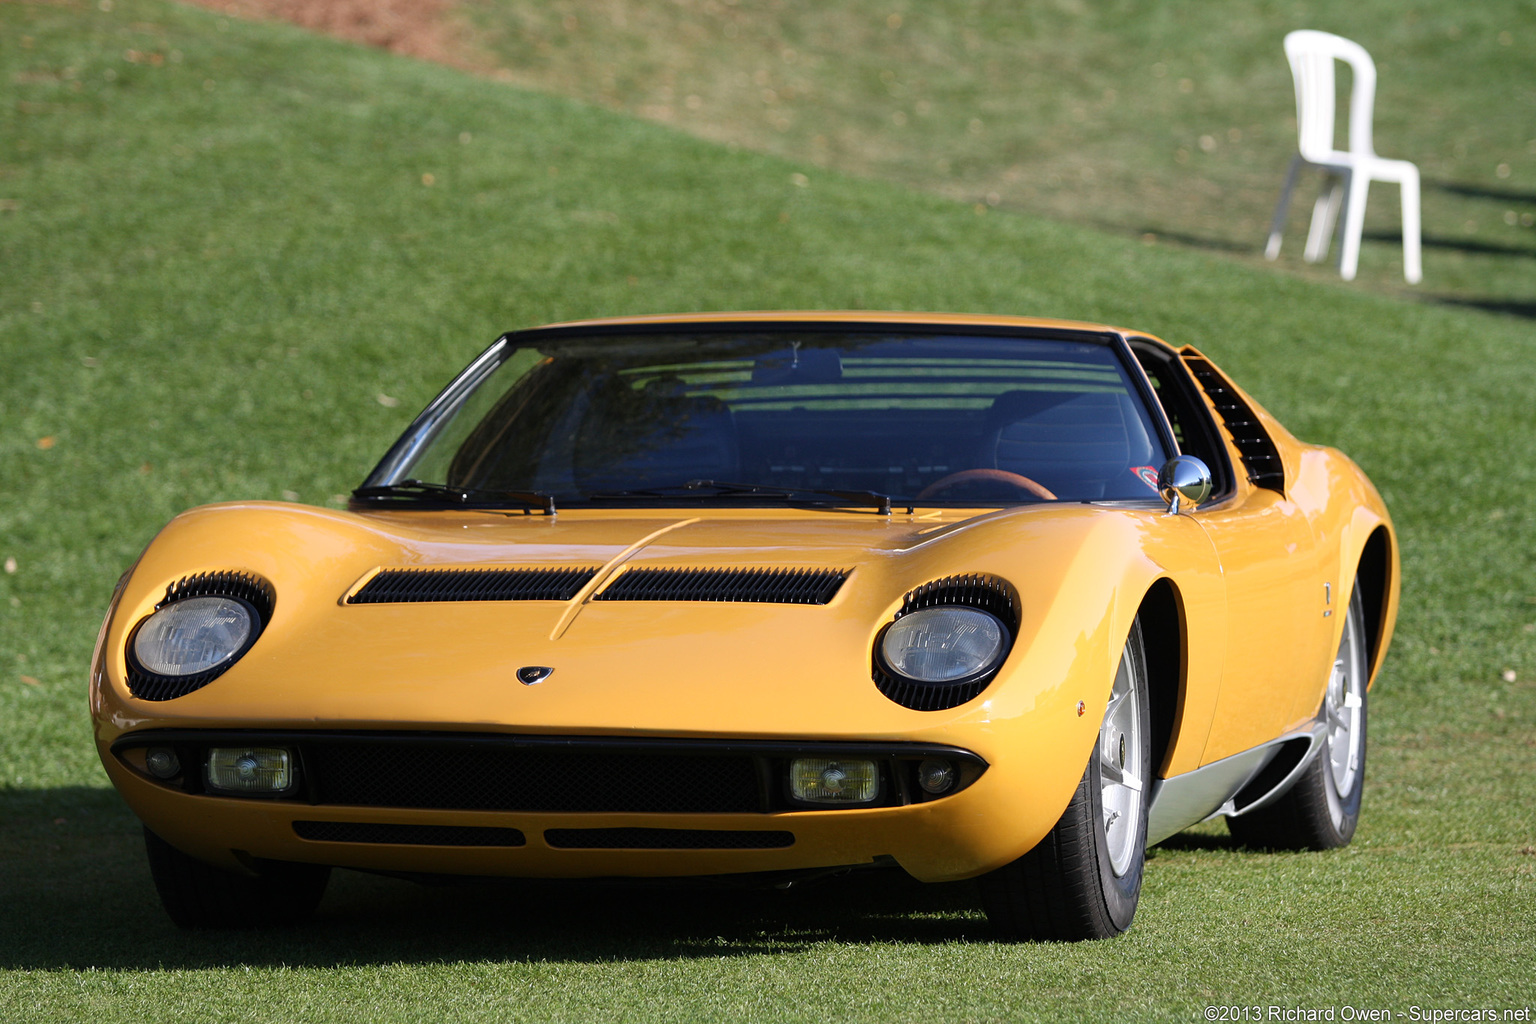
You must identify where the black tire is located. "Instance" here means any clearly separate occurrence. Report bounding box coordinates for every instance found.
[1227,583,1368,851]
[144,828,331,928]
[979,619,1151,941]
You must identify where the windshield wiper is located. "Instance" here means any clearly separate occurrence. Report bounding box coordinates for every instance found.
[585,480,896,514]
[684,480,898,513]
[352,479,556,515]
[780,487,897,514]
[354,480,469,502]
[585,481,792,500]
[684,480,811,499]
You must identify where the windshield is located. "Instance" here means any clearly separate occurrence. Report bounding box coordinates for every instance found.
[361,327,1172,507]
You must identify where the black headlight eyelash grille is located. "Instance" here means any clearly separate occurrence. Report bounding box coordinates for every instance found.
[126,570,275,702]
[873,574,1019,712]
[157,570,276,619]
[894,574,1018,629]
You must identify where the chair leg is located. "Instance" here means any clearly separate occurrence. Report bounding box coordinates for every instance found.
[1338,170,1371,281]
[1266,156,1303,260]
[1304,173,1343,263]
[1400,167,1423,284]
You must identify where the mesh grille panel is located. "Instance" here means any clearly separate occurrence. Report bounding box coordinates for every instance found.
[350,567,599,604]
[294,821,526,847]
[304,742,762,814]
[543,828,794,850]
[596,567,848,604]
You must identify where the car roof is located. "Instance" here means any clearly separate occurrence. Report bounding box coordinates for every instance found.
[524,310,1153,340]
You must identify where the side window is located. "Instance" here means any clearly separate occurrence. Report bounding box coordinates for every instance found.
[1130,341,1236,501]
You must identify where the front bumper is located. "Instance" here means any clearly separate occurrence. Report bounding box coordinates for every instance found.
[101,729,1047,883]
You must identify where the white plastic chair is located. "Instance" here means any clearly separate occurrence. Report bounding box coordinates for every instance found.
[1265,30,1422,283]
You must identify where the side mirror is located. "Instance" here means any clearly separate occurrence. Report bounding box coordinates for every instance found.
[1157,455,1212,515]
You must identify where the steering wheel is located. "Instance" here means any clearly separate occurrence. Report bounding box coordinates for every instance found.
[916,469,1057,502]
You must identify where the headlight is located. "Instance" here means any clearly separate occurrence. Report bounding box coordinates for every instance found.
[879,606,1006,684]
[789,758,880,804]
[133,596,255,677]
[206,746,295,794]
[125,571,275,701]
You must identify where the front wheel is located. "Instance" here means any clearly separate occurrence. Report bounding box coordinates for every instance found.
[979,619,1151,941]
[144,828,331,928]
[1227,582,1368,850]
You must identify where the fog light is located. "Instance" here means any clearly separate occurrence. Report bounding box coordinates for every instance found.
[789,758,879,804]
[917,758,956,795]
[144,747,181,780]
[206,747,293,794]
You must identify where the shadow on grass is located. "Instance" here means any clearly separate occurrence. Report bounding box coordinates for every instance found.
[1363,229,1535,259]
[1121,225,1255,254]
[1425,295,1536,320]
[1427,180,1536,206]
[1148,831,1238,854]
[0,787,990,972]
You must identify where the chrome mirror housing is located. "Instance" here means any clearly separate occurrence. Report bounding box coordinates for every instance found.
[1158,456,1212,515]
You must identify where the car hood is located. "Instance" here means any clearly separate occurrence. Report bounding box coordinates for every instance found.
[99,501,1161,744]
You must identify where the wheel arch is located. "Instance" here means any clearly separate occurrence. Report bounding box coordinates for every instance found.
[1134,577,1184,780]
[1353,525,1394,681]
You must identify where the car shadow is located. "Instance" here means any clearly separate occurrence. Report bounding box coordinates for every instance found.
[0,787,990,971]
[1149,831,1238,854]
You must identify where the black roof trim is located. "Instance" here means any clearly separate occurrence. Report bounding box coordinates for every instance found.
[501,318,1123,348]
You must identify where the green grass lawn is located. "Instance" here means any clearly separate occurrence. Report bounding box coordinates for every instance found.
[2,1,1534,1020]
[453,0,1536,310]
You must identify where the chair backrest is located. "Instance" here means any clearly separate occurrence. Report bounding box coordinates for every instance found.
[1283,30,1378,160]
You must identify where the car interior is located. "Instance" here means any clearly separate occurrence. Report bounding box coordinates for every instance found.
[446,333,1176,504]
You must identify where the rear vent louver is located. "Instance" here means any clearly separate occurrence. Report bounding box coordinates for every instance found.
[595,567,849,604]
[873,574,1019,712]
[349,567,599,604]
[1182,356,1285,493]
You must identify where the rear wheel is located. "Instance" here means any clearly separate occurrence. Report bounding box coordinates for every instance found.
[1227,583,1368,850]
[979,619,1151,941]
[144,828,330,928]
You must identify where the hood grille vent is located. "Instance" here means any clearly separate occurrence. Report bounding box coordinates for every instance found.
[595,567,849,604]
[348,566,848,604]
[350,567,599,604]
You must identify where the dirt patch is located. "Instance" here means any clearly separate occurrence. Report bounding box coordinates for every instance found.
[182,0,479,69]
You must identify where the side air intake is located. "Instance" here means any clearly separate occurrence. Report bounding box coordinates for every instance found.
[1182,356,1285,493]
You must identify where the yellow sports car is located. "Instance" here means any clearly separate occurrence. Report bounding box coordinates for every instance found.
[90,311,1398,940]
